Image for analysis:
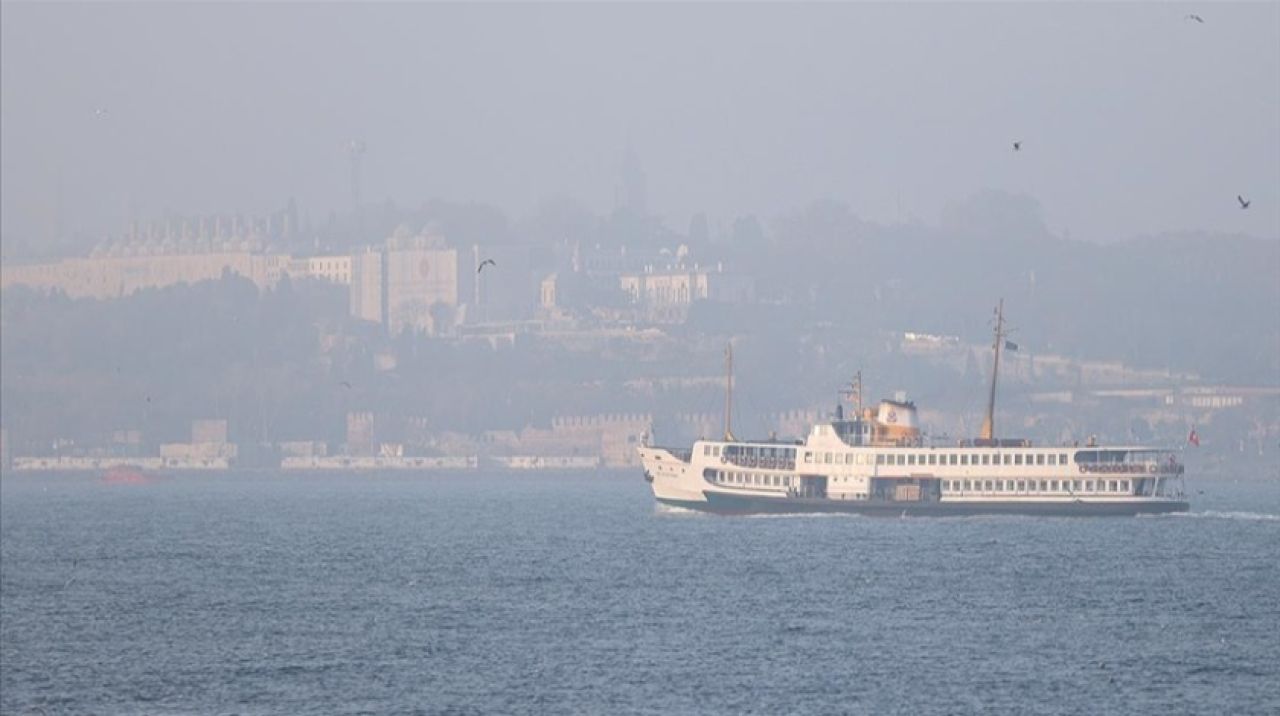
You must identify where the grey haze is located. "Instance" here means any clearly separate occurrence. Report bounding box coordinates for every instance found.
[2,2,1278,248]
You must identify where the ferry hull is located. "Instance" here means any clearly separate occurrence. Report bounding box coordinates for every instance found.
[661,492,1190,517]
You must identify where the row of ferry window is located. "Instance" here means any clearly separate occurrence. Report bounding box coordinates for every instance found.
[712,471,791,488]
[801,451,1071,467]
[703,444,798,460]
[943,479,1130,493]
[711,471,788,486]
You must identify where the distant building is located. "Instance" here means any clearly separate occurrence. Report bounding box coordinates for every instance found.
[482,413,652,467]
[159,418,236,464]
[287,255,352,285]
[159,442,237,461]
[0,209,308,299]
[279,440,328,459]
[347,230,460,335]
[540,274,557,311]
[346,411,376,456]
[619,264,754,321]
[350,248,384,324]
[385,238,458,334]
[1,251,292,299]
[111,429,143,446]
[191,419,228,445]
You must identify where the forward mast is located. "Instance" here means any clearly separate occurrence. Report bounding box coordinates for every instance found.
[980,298,1008,443]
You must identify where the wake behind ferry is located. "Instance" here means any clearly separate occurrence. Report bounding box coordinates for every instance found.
[639,302,1189,517]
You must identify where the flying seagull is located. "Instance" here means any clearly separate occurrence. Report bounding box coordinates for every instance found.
[94,107,109,118]
[477,259,496,273]
[339,380,352,389]
[1185,14,1205,24]
[1012,141,1022,152]
[1238,195,1251,210]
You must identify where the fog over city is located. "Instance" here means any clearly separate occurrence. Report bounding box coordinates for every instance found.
[3,2,1277,247]
[0,3,1277,471]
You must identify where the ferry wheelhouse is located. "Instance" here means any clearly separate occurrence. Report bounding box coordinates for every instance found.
[640,302,1189,516]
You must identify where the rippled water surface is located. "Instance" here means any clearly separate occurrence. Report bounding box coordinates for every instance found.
[3,472,1279,715]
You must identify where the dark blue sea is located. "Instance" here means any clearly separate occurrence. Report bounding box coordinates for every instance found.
[2,471,1278,715]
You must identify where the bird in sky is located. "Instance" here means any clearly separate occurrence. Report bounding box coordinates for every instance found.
[477,259,496,273]
[1238,195,1251,209]
[1185,14,1205,24]
[340,380,352,389]
[94,107,109,118]
[1012,141,1022,152]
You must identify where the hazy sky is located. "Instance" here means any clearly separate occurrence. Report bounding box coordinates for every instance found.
[2,2,1277,247]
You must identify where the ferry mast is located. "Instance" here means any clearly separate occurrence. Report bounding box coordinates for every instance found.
[840,371,864,415]
[723,343,737,442]
[979,299,1007,442]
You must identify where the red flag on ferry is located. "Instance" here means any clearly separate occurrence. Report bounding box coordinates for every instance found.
[1187,428,1200,447]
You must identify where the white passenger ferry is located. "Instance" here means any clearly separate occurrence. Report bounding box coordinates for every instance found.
[640,303,1189,517]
